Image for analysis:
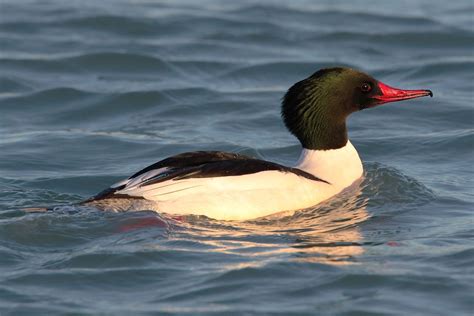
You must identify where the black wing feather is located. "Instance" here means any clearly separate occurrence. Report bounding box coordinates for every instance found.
[129,151,251,179]
[139,153,328,186]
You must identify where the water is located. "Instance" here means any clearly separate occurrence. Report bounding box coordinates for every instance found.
[0,0,473,314]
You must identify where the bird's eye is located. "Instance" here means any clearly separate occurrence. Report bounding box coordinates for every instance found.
[361,83,372,93]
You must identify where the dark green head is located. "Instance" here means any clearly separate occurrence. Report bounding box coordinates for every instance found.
[281,67,432,150]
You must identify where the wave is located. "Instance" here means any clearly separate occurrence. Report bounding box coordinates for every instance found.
[315,30,474,47]
[1,52,182,76]
[0,77,34,95]
[57,15,159,36]
[63,53,181,75]
[230,5,444,26]
[216,61,355,84]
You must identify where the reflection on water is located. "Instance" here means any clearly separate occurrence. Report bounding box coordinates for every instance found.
[173,178,370,266]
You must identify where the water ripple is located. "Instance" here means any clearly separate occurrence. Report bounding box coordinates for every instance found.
[0,0,472,314]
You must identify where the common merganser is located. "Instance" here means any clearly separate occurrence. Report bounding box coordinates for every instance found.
[82,67,432,220]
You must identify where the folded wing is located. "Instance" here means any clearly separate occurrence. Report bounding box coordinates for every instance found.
[83,151,327,203]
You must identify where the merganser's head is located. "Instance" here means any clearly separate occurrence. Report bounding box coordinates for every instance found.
[281,67,432,150]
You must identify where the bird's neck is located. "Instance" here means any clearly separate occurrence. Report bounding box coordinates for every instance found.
[295,140,363,189]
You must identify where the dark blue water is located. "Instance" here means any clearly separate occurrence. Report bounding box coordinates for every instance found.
[1,0,473,315]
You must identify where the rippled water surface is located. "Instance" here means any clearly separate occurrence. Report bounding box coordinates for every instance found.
[1,0,473,315]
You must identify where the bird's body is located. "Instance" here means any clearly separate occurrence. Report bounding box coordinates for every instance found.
[82,67,432,220]
[84,142,362,220]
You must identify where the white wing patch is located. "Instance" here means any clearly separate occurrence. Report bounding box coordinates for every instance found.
[110,167,169,190]
[110,178,130,188]
[126,167,169,189]
[111,167,204,199]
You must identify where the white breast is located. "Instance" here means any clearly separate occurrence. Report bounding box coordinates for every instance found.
[295,140,363,192]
